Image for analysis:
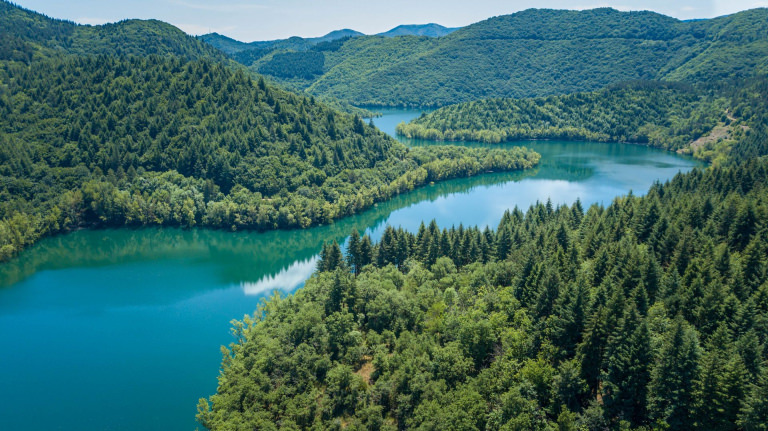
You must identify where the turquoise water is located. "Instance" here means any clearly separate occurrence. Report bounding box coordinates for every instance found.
[0,109,702,430]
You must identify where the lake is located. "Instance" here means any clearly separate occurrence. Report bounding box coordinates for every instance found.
[0,108,702,430]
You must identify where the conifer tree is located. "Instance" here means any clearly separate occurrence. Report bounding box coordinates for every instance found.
[318,240,344,272]
[649,317,701,429]
[739,364,768,431]
[346,229,361,275]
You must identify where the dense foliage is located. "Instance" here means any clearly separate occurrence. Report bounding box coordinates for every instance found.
[259,51,325,79]
[397,82,725,149]
[0,2,540,261]
[229,8,768,107]
[0,0,223,61]
[199,159,768,430]
[0,53,538,261]
[399,75,768,166]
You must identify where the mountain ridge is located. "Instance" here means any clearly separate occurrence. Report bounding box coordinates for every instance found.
[199,23,460,54]
[224,7,768,107]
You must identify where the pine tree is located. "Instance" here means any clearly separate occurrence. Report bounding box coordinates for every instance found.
[358,234,373,270]
[602,306,651,426]
[739,364,768,431]
[578,306,609,398]
[318,240,345,272]
[649,317,701,430]
[346,229,361,275]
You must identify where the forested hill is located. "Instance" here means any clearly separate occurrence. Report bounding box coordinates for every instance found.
[397,82,722,147]
[0,2,540,261]
[199,157,768,430]
[229,7,768,107]
[199,30,365,56]
[376,24,459,38]
[398,75,768,165]
[0,0,223,61]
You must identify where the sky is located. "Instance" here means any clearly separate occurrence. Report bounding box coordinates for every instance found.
[11,0,768,42]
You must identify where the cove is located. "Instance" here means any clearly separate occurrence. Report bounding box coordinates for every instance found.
[0,108,702,431]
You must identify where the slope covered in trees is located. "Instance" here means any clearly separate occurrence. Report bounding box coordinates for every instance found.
[397,81,723,148]
[0,0,223,61]
[0,54,538,261]
[199,158,768,430]
[224,8,768,107]
[399,75,768,165]
[0,2,540,261]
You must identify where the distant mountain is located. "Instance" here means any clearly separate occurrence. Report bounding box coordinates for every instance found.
[198,29,363,55]
[377,23,459,38]
[198,25,458,67]
[313,29,364,43]
[232,7,768,107]
[195,32,248,54]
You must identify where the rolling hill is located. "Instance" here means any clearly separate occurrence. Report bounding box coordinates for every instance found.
[0,0,539,260]
[377,23,458,38]
[0,0,224,61]
[226,7,768,107]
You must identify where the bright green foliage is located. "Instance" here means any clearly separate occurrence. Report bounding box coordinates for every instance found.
[0,2,540,261]
[233,8,768,107]
[397,82,723,150]
[0,0,223,61]
[200,160,768,430]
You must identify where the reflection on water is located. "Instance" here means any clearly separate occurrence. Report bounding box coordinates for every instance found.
[241,256,318,296]
[0,108,704,431]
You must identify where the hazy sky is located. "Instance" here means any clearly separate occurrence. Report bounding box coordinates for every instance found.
[12,0,768,42]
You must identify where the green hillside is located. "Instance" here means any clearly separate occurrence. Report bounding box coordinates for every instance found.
[0,1,539,261]
[0,0,223,61]
[227,8,768,107]
[199,158,768,430]
[397,82,726,148]
[399,75,768,165]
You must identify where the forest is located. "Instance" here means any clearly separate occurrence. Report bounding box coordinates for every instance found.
[196,9,768,429]
[397,76,768,165]
[198,157,768,430]
[0,54,538,261]
[0,2,539,261]
[396,82,723,148]
[217,8,768,107]
[3,1,768,430]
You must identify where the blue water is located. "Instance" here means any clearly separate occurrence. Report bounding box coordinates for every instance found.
[0,109,702,430]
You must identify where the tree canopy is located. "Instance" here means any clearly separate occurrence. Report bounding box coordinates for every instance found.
[199,159,768,430]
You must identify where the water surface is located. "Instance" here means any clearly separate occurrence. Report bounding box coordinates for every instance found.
[0,108,702,430]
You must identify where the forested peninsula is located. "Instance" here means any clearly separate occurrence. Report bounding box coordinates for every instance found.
[397,77,768,164]
[199,158,768,430]
[0,2,539,261]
